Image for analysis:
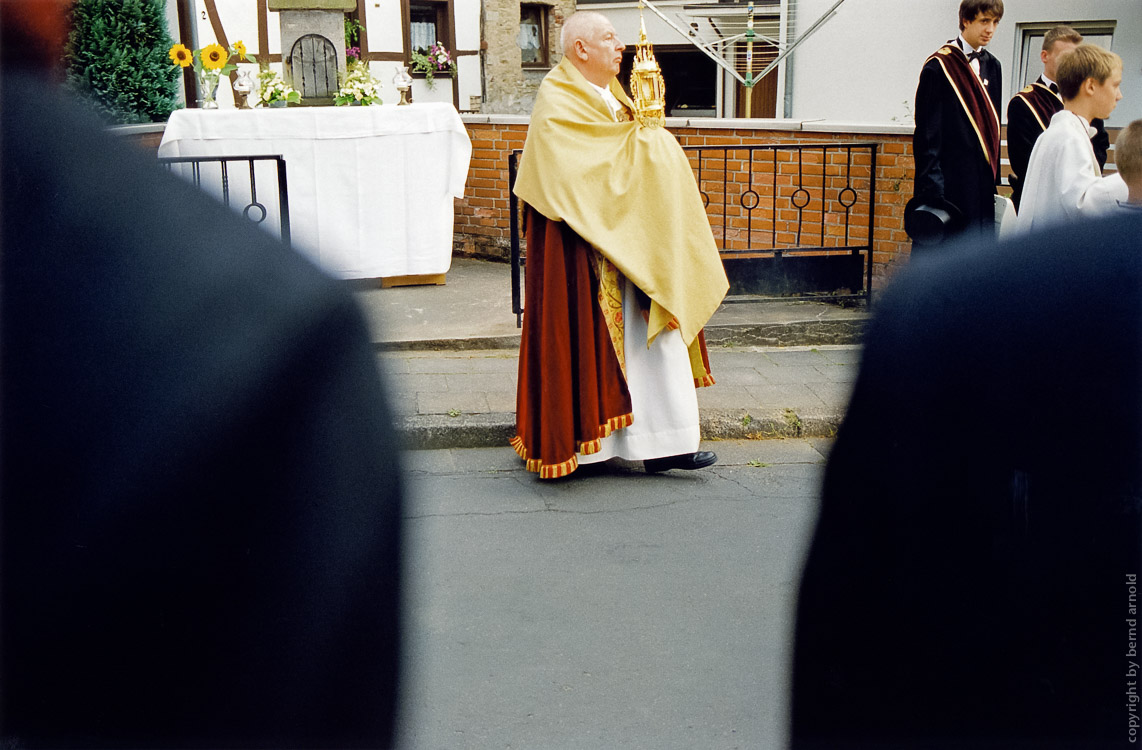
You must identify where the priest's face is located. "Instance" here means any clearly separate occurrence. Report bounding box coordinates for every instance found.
[961,13,999,49]
[1042,40,1078,82]
[580,19,625,85]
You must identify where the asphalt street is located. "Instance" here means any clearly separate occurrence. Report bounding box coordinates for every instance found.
[394,438,833,750]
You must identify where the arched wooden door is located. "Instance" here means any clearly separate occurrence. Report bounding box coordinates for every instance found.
[289,33,338,99]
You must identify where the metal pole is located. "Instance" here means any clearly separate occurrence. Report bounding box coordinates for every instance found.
[509,152,523,327]
[177,0,200,106]
[744,1,754,118]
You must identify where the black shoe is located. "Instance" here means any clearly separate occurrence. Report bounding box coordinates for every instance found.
[644,451,718,473]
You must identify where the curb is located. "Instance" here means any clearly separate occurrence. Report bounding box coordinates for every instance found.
[395,407,844,451]
[377,334,521,352]
[377,317,868,353]
[396,412,517,451]
[698,408,843,441]
[703,319,866,348]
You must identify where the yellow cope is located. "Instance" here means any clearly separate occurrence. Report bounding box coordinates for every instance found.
[513,56,728,348]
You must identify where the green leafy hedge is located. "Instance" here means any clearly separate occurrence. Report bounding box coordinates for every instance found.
[65,0,181,124]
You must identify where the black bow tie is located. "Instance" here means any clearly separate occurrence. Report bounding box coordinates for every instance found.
[967,50,983,62]
[1049,82,1059,94]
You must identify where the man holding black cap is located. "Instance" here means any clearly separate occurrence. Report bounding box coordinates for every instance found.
[909,0,1004,247]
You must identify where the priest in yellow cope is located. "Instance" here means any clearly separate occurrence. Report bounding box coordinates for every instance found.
[511,11,729,479]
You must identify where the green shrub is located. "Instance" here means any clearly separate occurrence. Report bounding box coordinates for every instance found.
[65,0,181,124]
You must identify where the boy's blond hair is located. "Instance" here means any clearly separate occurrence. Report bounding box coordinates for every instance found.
[1115,120,1142,185]
[1057,44,1122,101]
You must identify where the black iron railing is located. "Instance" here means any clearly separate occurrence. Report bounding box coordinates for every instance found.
[509,142,878,326]
[158,154,291,247]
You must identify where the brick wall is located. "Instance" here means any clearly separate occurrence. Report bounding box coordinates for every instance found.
[457,116,916,283]
[452,117,530,261]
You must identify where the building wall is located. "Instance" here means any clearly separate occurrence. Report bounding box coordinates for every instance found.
[176,0,481,109]
[580,0,775,118]
[581,0,1140,125]
[482,0,576,113]
[789,0,1142,127]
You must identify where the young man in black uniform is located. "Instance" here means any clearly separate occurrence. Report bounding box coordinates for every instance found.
[910,0,1004,244]
[1007,25,1110,210]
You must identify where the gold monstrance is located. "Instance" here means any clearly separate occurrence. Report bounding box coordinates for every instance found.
[630,0,666,128]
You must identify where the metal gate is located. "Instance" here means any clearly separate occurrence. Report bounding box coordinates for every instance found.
[509,141,878,325]
[159,154,291,247]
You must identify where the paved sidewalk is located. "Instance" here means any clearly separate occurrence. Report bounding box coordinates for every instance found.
[379,345,860,450]
[354,258,868,450]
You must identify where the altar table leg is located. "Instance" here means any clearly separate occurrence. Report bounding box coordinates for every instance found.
[380,273,447,288]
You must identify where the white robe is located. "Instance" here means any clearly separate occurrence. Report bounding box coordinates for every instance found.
[578,275,701,464]
[1017,110,1126,234]
[576,82,703,464]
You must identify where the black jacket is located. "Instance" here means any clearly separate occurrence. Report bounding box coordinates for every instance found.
[912,44,1002,236]
[790,213,1142,749]
[1,72,403,749]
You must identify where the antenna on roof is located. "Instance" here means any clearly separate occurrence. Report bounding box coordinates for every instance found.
[639,0,848,93]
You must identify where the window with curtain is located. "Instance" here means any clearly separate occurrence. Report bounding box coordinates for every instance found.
[409,1,448,53]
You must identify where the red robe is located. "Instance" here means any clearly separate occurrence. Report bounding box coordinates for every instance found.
[511,207,713,479]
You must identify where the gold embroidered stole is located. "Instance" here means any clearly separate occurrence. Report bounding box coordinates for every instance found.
[930,44,1001,174]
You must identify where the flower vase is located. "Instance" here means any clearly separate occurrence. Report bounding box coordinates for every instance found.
[198,72,221,109]
[411,75,453,105]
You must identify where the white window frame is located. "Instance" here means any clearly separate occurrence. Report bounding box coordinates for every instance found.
[1013,20,1116,91]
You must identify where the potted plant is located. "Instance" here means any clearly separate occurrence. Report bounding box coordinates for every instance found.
[334,61,382,106]
[254,66,301,107]
[410,41,456,90]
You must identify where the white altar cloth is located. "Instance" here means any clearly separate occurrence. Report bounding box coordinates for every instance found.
[158,104,472,279]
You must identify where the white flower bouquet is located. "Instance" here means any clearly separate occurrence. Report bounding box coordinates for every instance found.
[335,61,382,106]
[256,67,300,106]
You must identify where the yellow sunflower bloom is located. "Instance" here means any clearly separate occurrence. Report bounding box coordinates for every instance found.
[233,40,248,59]
[168,43,193,68]
[201,43,228,70]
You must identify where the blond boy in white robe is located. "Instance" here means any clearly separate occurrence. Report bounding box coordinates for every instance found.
[1017,44,1126,233]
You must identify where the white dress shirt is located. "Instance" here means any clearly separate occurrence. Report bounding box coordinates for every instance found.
[957,35,983,78]
[587,80,623,120]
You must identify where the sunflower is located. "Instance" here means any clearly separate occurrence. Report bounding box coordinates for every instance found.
[168,43,193,68]
[233,40,247,60]
[201,43,228,70]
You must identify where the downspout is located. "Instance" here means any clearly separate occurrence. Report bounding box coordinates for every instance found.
[177,0,200,106]
[781,0,794,117]
[478,0,486,112]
